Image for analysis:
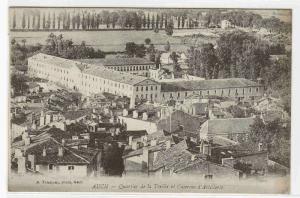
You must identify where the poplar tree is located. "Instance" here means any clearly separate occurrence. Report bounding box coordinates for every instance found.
[12,11,16,29]
[22,12,26,29]
[52,12,56,29]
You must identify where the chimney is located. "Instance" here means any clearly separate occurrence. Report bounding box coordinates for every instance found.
[157,111,161,118]
[28,154,36,171]
[132,141,138,150]
[17,156,26,174]
[58,147,64,157]
[258,142,263,151]
[31,122,37,130]
[123,109,128,116]
[24,136,31,145]
[200,140,204,153]
[42,147,46,157]
[22,131,29,140]
[128,136,133,146]
[150,139,157,146]
[142,112,148,121]
[61,138,66,145]
[142,135,148,146]
[191,154,196,161]
[45,114,51,124]
[14,148,23,158]
[203,144,212,156]
[165,140,171,149]
[133,110,138,119]
[142,147,149,171]
[40,115,45,126]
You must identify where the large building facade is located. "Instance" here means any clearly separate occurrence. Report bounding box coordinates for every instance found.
[28,53,264,108]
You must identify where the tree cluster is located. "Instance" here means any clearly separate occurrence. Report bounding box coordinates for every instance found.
[125,42,146,58]
[41,33,105,59]
[247,118,290,167]
[188,30,271,80]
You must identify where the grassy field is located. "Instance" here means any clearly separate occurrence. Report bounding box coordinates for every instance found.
[10,30,183,52]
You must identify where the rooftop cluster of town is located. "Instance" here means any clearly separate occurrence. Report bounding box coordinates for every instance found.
[10,9,291,179]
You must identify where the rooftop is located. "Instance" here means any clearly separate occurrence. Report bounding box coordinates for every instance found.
[77,58,154,66]
[29,53,149,86]
[158,110,207,134]
[202,117,255,135]
[161,78,261,92]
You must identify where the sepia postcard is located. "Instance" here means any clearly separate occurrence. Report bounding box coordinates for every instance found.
[8,6,292,194]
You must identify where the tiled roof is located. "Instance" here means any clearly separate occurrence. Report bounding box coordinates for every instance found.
[77,58,154,66]
[83,66,147,85]
[29,53,79,69]
[30,53,148,86]
[203,117,255,135]
[24,138,91,165]
[158,110,206,134]
[152,140,189,170]
[63,109,91,120]
[161,78,261,92]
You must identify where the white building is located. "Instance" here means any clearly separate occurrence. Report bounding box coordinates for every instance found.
[28,53,161,108]
[28,53,264,108]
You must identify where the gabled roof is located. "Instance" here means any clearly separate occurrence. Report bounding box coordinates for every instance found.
[161,78,261,92]
[202,117,255,136]
[83,66,147,85]
[158,110,206,134]
[63,109,92,120]
[152,140,189,170]
[77,58,155,66]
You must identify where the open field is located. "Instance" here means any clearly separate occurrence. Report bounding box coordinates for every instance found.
[10,28,224,52]
[10,30,183,52]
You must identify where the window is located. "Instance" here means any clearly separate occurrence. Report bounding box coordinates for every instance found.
[249,88,252,93]
[141,87,144,91]
[68,166,74,170]
[207,90,209,95]
[155,86,157,90]
[145,94,148,99]
[49,164,54,170]
[204,174,213,179]
[185,92,187,97]
[256,88,259,92]
[146,86,148,91]
[136,87,139,91]
[151,86,153,91]
[178,92,180,97]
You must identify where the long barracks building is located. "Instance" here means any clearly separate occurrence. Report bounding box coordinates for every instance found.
[28,53,264,107]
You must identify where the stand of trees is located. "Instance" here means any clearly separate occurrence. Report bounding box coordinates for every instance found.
[13,9,291,34]
[102,142,124,176]
[245,118,291,167]
[125,42,146,58]
[188,30,271,80]
[41,33,105,59]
